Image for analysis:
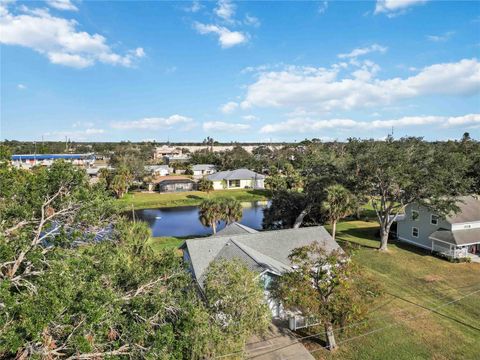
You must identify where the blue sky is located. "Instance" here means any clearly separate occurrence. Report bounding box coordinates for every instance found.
[1,0,479,142]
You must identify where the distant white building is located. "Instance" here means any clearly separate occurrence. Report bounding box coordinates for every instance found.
[145,165,171,176]
[153,145,182,160]
[192,164,216,178]
[207,168,265,190]
[11,154,95,168]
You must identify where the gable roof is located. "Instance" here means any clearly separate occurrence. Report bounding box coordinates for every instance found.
[214,222,258,236]
[429,228,480,246]
[207,168,265,181]
[182,225,341,288]
[192,164,216,171]
[446,196,480,224]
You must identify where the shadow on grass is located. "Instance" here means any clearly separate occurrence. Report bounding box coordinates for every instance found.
[390,239,433,257]
[245,189,272,198]
[186,194,204,200]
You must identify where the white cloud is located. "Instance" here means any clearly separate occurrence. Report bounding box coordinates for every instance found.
[194,22,247,48]
[43,128,105,140]
[203,121,251,132]
[374,0,428,17]
[220,101,239,114]
[242,115,258,121]
[184,0,202,13]
[338,44,388,59]
[111,115,194,130]
[318,1,328,15]
[46,0,78,12]
[72,121,94,128]
[426,31,455,42]
[0,3,144,68]
[260,114,480,134]
[240,58,480,112]
[244,14,260,27]
[17,83,26,90]
[214,0,236,22]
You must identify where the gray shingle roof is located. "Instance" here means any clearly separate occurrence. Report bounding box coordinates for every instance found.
[183,225,341,288]
[207,168,265,181]
[192,164,216,171]
[215,222,258,236]
[446,196,480,224]
[429,228,480,246]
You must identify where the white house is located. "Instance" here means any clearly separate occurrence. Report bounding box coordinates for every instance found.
[207,168,265,190]
[396,195,480,260]
[145,165,171,176]
[192,164,216,178]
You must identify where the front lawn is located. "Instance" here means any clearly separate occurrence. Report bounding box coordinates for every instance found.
[117,189,270,210]
[309,220,480,359]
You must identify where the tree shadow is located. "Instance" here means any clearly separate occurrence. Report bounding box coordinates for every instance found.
[186,194,204,200]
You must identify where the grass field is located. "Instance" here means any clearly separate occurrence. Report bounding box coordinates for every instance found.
[145,214,480,359]
[117,189,270,210]
[307,220,480,359]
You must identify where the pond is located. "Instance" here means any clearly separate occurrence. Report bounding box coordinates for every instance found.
[134,201,269,237]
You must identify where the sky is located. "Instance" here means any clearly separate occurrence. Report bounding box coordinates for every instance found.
[1,0,480,142]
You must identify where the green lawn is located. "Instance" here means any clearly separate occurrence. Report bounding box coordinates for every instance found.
[145,215,480,359]
[117,189,270,210]
[308,220,480,359]
[148,236,184,252]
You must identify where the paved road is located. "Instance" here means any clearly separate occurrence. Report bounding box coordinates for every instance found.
[245,321,315,360]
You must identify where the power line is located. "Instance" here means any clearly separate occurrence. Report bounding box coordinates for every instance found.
[252,288,480,360]
[211,285,480,359]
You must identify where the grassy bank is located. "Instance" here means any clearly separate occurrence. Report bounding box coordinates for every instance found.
[117,189,270,210]
[146,216,480,359]
[310,220,480,359]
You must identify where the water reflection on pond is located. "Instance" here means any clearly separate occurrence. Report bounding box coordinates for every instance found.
[134,201,269,237]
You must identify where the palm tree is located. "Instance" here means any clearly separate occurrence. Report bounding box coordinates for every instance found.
[221,198,243,224]
[198,177,214,194]
[198,199,223,234]
[322,184,355,241]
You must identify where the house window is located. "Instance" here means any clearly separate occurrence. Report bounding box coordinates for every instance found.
[411,210,419,221]
[228,179,240,188]
[412,227,419,238]
[431,214,439,225]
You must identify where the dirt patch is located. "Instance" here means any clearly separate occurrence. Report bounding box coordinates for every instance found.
[423,275,443,283]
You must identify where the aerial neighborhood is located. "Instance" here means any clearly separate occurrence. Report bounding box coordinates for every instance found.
[2,1,479,359]
[2,136,480,359]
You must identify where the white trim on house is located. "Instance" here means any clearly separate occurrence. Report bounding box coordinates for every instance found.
[412,227,419,238]
[398,236,432,250]
[411,210,419,221]
[451,221,480,231]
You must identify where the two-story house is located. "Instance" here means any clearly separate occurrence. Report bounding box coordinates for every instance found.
[396,195,480,260]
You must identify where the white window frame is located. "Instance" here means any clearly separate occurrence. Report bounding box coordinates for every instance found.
[430,214,439,225]
[412,227,419,238]
[411,210,419,221]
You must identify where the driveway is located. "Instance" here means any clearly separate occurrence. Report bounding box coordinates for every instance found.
[245,320,315,360]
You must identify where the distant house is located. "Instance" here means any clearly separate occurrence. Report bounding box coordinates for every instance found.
[153,145,182,160]
[145,165,171,176]
[155,176,195,193]
[180,223,342,317]
[396,195,480,260]
[192,164,216,178]
[207,168,265,190]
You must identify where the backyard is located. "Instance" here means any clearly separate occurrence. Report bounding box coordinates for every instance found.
[150,219,480,359]
[117,189,270,210]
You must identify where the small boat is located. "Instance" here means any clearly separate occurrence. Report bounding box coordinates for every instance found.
[155,216,162,219]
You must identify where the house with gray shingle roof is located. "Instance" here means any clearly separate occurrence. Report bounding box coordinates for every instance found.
[180,223,342,317]
[192,164,217,178]
[207,168,265,190]
[396,195,480,260]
